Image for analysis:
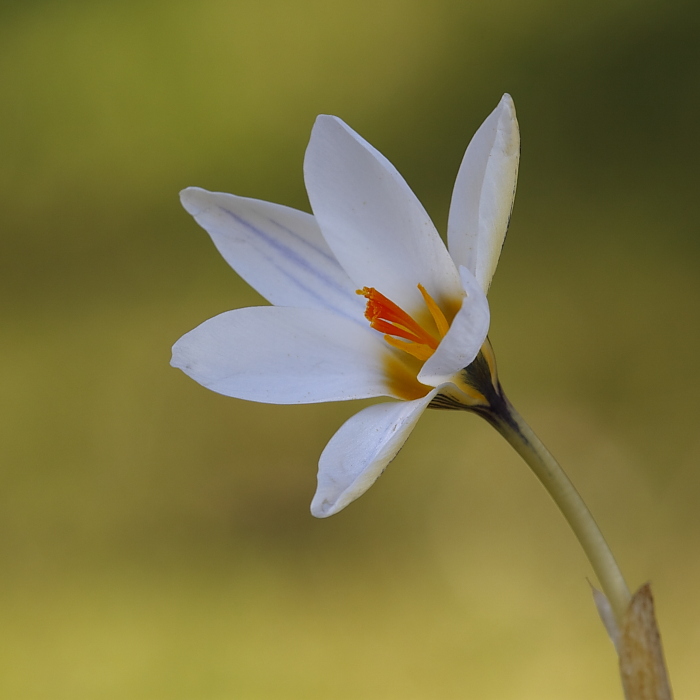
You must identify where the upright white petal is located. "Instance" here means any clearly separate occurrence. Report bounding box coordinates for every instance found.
[311,390,440,518]
[180,187,365,322]
[418,267,490,386]
[304,115,463,318]
[447,94,520,293]
[171,306,403,404]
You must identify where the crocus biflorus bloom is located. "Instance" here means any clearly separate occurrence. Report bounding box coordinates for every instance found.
[172,94,520,518]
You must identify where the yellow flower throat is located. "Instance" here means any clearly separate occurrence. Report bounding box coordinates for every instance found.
[357,284,449,361]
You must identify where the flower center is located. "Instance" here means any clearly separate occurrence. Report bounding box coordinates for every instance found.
[357,284,450,361]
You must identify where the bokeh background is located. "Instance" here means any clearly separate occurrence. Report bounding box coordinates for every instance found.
[2,0,699,697]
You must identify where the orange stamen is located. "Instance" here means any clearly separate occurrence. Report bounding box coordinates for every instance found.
[356,285,451,361]
[383,335,435,361]
[418,283,450,338]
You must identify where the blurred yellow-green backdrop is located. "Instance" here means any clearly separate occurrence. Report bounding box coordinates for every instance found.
[2,0,699,697]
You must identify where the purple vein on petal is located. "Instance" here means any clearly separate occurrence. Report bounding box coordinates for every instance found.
[220,206,365,324]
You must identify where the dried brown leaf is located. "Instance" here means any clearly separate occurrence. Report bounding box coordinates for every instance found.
[618,584,673,700]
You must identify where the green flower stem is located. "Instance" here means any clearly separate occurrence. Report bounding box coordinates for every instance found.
[489,395,632,623]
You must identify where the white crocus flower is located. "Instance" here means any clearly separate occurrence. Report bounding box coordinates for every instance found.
[172,94,520,518]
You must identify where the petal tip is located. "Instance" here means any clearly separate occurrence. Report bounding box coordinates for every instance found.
[310,495,339,519]
[314,113,340,123]
[169,337,190,372]
[308,115,358,153]
[497,94,519,142]
[180,186,210,216]
[499,93,515,110]
[495,93,516,120]
[311,114,344,135]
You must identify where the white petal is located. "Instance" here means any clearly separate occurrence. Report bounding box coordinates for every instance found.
[303,116,462,317]
[447,94,520,293]
[171,306,399,404]
[418,267,490,386]
[311,390,439,517]
[180,187,365,322]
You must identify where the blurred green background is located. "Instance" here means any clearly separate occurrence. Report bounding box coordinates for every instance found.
[2,0,699,697]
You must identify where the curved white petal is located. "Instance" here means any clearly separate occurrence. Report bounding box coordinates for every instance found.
[418,267,490,386]
[171,306,399,404]
[311,389,440,518]
[303,115,462,317]
[180,187,365,322]
[447,94,520,293]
